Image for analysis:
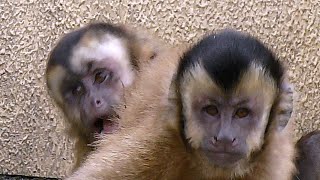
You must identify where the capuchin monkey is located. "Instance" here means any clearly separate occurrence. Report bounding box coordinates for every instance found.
[294,130,320,180]
[67,30,296,180]
[45,22,166,168]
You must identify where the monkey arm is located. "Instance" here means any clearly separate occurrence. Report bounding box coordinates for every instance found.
[66,125,186,180]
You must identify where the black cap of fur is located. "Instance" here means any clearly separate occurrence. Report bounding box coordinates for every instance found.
[177,29,284,91]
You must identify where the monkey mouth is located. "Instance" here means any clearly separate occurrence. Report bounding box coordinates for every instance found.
[205,151,244,167]
[93,113,119,135]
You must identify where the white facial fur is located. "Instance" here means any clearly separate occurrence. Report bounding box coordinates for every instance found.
[70,34,134,87]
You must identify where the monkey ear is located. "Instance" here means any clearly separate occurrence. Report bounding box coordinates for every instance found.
[166,73,185,133]
[168,73,179,105]
[275,75,295,131]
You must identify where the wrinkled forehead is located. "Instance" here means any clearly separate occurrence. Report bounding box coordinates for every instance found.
[69,31,130,75]
[180,63,277,104]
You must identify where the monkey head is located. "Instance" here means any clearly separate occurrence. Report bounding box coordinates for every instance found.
[174,30,292,176]
[46,23,142,141]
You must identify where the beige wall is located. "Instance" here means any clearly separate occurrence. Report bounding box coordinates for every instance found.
[0,0,319,178]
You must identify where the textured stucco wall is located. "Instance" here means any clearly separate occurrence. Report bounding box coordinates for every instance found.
[0,0,319,178]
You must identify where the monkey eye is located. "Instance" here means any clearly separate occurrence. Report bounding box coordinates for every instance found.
[203,105,219,116]
[235,108,250,118]
[94,70,110,84]
[72,85,84,96]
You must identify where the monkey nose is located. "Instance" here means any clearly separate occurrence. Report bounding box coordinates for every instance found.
[212,136,238,147]
[92,99,104,108]
[96,99,101,105]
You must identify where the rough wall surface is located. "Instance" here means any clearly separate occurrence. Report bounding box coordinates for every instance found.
[0,0,319,178]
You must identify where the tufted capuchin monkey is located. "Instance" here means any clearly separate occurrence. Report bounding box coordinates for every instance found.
[67,29,296,180]
[45,22,166,169]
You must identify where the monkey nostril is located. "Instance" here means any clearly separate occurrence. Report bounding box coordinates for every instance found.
[95,100,102,106]
[211,136,218,145]
[232,138,238,146]
[214,136,218,141]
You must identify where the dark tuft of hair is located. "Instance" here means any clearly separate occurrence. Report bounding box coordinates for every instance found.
[176,29,284,91]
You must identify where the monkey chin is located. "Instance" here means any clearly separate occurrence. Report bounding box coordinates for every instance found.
[204,151,245,168]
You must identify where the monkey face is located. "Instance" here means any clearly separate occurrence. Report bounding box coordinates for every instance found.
[61,64,123,135]
[181,64,277,168]
[176,30,283,170]
[46,23,134,139]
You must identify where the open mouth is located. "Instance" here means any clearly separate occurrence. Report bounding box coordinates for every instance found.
[93,113,119,135]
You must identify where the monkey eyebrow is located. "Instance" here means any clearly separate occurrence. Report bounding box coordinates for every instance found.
[87,61,93,68]
[204,99,221,106]
[86,61,94,73]
[232,99,250,106]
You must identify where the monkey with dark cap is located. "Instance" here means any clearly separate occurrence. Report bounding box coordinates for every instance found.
[67,29,296,179]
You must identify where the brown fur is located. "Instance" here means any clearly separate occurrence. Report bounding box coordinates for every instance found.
[46,23,170,170]
[66,38,296,179]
